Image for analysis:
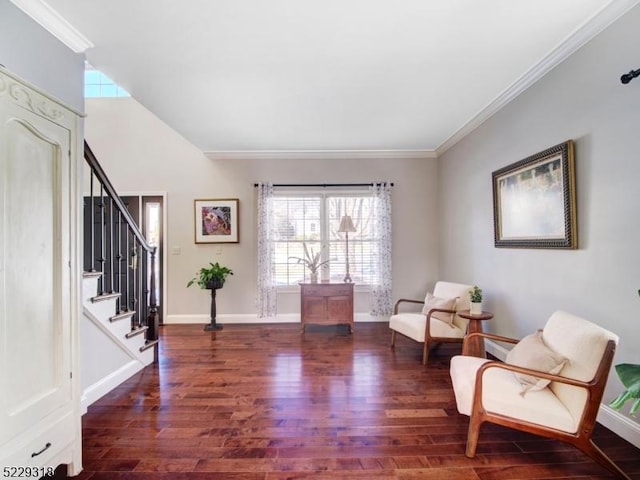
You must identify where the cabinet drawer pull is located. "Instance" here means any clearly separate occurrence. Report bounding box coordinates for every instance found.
[31,442,52,457]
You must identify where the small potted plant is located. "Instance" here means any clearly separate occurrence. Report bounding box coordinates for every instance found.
[289,242,330,283]
[469,285,483,315]
[187,261,234,290]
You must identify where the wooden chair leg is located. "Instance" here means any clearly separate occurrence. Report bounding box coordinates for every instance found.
[465,414,483,458]
[422,341,429,365]
[390,330,396,348]
[580,439,631,480]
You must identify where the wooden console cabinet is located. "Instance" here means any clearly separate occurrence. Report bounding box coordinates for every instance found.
[300,283,354,332]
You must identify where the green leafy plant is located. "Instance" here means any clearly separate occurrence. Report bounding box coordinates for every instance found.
[610,363,640,416]
[469,285,483,303]
[187,262,233,289]
[609,288,640,416]
[289,242,330,274]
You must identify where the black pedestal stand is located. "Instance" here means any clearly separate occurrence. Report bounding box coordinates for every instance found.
[204,286,223,331]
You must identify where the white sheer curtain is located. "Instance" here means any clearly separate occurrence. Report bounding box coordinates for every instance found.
[256,182,277,317]
[370,182,393,316]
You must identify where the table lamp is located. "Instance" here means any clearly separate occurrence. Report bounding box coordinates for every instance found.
[338,215,356,283]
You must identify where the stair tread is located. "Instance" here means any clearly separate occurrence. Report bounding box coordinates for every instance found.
[140,339,159,352]
[83,271,103,279]
[125,326,148,339]
[110,310,136,322]
[91,292,121,303]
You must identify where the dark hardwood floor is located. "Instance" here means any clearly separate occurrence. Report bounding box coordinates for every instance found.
[66,323,639,479]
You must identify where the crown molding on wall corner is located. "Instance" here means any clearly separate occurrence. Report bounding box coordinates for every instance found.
[204,149,438,161]
[435,0,640,157]
[10,0,94,53]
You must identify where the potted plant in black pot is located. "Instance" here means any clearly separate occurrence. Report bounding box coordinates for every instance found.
[187,262,233,331]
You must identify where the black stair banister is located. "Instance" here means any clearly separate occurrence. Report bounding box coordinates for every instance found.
[83,140,159,361]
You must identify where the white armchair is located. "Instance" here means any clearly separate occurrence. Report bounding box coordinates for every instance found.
[450,310,629,479]
[389,281,473,365]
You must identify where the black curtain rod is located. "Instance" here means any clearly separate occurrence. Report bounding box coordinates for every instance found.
[621,68,640,84]
[253,182,393,187]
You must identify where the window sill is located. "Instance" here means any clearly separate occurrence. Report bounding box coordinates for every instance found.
[277,283,372,294]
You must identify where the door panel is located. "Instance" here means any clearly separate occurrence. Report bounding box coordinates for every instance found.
[0,104,71,445]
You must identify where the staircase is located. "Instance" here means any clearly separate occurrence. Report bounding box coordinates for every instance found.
[80,272,156,412]
[80,142,159,412]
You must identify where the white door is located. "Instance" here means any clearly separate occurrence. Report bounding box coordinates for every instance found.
[0,99,72,446]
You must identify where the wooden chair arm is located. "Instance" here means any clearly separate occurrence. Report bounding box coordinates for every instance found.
[393,298,424,314]
[476,360,591,390]
[425,307,457,323]
[462,332,518,355]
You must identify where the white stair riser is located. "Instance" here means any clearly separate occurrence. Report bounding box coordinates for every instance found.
[80,275,155,410]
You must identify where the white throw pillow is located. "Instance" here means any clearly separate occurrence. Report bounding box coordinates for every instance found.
[421,292,457,326]
[506,329,568,396]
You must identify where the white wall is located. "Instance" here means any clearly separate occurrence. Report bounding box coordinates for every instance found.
[438,4,640,428]
[0,0,85,112]
[84,98,440,322]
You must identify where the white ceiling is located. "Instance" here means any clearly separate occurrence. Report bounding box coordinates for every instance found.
[16,0,637,155]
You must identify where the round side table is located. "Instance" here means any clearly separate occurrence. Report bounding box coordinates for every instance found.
[458,309,494,358]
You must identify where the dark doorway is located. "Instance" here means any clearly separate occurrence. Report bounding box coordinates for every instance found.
[121,195,165,324]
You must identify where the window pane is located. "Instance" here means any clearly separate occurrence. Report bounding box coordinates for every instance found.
[328,196,377,284]
[84,85,101,98]
[100,84,118,97]
[84,70,101,84]
[84,66,130,98]
[272,196,323,284]
[269,192,381,286]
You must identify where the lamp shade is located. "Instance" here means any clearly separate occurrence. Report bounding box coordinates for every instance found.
[338,215,356,233]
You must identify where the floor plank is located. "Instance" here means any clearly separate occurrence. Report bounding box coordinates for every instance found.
[60,323,639,479]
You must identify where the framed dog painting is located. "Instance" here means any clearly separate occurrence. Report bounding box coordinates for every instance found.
[194,198,239,244]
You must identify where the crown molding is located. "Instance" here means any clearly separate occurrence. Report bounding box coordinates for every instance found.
[436,0,640,156]
[10,0,94,53]
[204,149,438,161]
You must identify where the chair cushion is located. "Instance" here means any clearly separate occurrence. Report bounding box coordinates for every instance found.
[389,313,465,342]
[506,329,568,395]
[541,311,619,426]
[450,355,577,433]
[421,292,457,325]
[433,282,473,331]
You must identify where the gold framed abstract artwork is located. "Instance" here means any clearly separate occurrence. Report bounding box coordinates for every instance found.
[492,140,577,249]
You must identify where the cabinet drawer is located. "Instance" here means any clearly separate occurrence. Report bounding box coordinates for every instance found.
[0,411,74,469]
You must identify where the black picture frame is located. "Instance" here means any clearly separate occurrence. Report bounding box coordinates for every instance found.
[194,198,239,244]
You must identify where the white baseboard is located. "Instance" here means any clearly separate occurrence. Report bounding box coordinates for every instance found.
[165,313,389,324]
[597,404,640,448]
[355,313,389,323]
[485,339,640,448]
[485,338,510,361]
[81,359,144,414]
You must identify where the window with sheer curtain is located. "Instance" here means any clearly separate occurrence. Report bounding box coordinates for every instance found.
[257,183,393,317]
